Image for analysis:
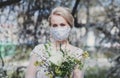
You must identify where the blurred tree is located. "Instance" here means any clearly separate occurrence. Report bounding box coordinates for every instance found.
[0,0,120,77]
[0,0,119,46]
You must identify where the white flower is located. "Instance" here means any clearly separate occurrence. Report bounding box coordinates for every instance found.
[48,51,63,66]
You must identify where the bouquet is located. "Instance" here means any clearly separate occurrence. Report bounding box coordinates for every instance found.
[34,43,89,78]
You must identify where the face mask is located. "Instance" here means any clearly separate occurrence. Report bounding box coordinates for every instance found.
[50,26,71,41]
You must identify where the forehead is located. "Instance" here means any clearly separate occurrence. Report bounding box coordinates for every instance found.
[51,15,67,24]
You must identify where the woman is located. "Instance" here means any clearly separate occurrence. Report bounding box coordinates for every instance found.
[25,6,84,78]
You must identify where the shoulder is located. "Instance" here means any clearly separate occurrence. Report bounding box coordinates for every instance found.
[31,43,52,56]
[33,44,45,51]
[30,44,45,56]
[69,44,84,59]
[70,45,83,54]
[75,47,83,54]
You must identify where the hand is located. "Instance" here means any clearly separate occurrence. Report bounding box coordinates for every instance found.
[72,67,83,78]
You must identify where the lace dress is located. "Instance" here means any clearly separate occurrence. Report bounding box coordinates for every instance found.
[30,43,83,78]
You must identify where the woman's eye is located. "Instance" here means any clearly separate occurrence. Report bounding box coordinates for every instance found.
[60,23,66,26]
[52,24,58,27]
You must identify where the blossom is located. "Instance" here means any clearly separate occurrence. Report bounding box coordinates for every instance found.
[48,53,63,66]
[34,43,89,78]
[34,60,44,66]
[82,51,89,58]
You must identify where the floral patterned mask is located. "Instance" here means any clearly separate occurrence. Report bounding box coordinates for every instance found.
[50,26,71,41]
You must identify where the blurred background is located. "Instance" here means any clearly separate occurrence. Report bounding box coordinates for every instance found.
[0,0,120,78]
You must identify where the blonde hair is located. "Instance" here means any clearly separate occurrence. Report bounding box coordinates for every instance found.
[48,6,74,28]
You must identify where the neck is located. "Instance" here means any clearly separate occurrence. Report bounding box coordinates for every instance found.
[53,40,69,51]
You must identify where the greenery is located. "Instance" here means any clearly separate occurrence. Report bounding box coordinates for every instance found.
[0,45,118,78]
[34,43,89,78]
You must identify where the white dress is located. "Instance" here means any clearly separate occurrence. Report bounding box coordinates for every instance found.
[30,43,83,78]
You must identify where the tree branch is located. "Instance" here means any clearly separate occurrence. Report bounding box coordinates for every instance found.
[0,0,21,8]
[72,0,80,16]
